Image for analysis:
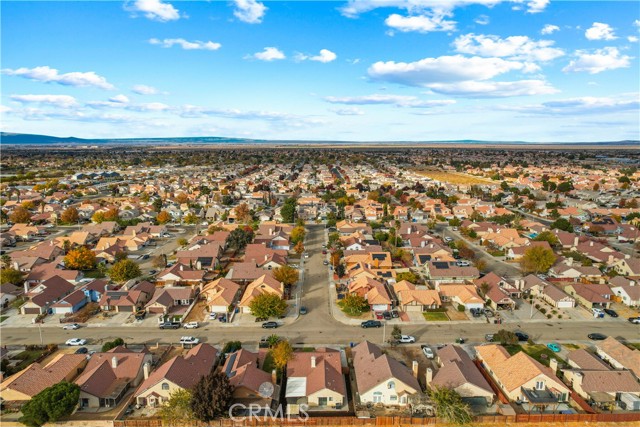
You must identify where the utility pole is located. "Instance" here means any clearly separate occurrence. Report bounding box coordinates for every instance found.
[382,321,386,345]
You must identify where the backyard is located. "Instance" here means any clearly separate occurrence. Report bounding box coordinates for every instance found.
[504,344,566,367]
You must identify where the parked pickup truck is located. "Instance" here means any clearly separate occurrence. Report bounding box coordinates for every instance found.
[159,322,181,329]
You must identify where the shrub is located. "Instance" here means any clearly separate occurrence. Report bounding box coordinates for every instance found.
[551,310,557,315]
[546,314,552,319]
[558,315,563,319]
[534,304,540,309]
[457,304,466,312]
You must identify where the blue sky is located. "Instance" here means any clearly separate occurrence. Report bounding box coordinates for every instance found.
[1,0,639,142]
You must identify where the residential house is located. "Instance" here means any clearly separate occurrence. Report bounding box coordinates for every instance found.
[475,344,569,404]
[0,354,87,402]
[285,348,347,411]
[429,345,495,405]
[20,275,75,315]
[76,349,153,409]
[613,258,640,278]
[226,262,268,285]
[563,283,612,309]
[437,285,485,311]
[425,261,480,286]
[351,341,421,406]
[540,285,576,309]
[156,264,206,286]
[222,348,276,406]
[135,344,218,407]
[0,283,23,309]
[145,286,197,319]
[238,274,285,313]
[611,280,640,307]
[201,278,241,314]
[348,276,392,312]
[595,337,640,379]
[473,273,519,310]
[396,288,441,312]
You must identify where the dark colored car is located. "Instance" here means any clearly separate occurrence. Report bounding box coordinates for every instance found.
[159,322,181,329]
[603,308,618,318]
[262,321,278,329]
[588,333,607,340]
[218,314,227,322]
[515,332,529,342]
[361,320,382,328]
[391,310,399,318]
[382,311,392,320]
[299,306,307,315]
[75,347,89,354]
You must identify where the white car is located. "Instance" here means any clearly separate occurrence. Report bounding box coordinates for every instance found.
[183,322,199,329]
[65,338,87,346]
[398,335,416,344]
[63,323,80,330]
[179,336,200,345]
[422,346,434,359]
[444,237,454,243]
[456,261,471,267]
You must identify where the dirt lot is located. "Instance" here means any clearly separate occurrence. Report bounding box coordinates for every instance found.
[414,169,491,185]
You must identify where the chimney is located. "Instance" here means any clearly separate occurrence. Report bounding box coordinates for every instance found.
[271,369,277,384]
[311,356,316,368]
[549,358,558,374]
[573,236,579,247]
[565,257,573,267]
[13,262,20,271]
[24,281,30,294]
[421,241,426,248]
[111,356,118,369]
[139,362,150,380]
[412,361,419,378]
[264,255,268,261]
[425,368,433,388]
[179,265,184,271]
[574,371,583,387]
[589,241,594,247]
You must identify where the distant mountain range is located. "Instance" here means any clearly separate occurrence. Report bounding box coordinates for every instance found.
[1,132,638,146]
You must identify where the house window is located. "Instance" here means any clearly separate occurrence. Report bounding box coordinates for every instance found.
[162,383,169,390]
[535,380,544,390]
[373,392,383,403]
[387,381,395,389]
[401,396,406,404]
[390,395,398,401]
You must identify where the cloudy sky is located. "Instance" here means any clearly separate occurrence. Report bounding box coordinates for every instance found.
[1,0,639,142]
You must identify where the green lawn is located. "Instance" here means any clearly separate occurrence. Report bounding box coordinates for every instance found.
[0,315,8,323]
[503,344,565,367]
[12,349,47,372]
[626,343,640,351]
[83,269,106,279]
[422,312,449,321]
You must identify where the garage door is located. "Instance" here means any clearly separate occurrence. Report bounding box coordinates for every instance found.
[23,307,41,314]
[466,303,484,310]
[557,301,574,308]
[372,304,388,312]
[405,305,423,312]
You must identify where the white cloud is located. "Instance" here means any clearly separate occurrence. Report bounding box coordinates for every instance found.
[251,47,285,61]
[149,38,221,51]
[109,94,130,104]
[233,0,267,24]
[0,105,11,113]
[502,95,640,115]
[540,24,559,35]
[453,33,564,62]
[127,102,170,112]
[427,79,558,97]
[132,84,160,95]
[563,47,631,74]
[368,55,528,86]
[635,19,640,29]
[475,14,490,25]
[2,66,115,90]
[585,22,617,40]
[330,107,365,116]
[324,94,456,108]
[385,13,456,33]
[297,49,337,63]
[628,36,639,42]
[10,94,78,108]
[125,0,180,22]
[525,0,548,14]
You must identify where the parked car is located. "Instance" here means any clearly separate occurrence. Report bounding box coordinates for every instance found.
[159,322,181,329]
[398,335,416,343]
[456,261,471,267]
[63,323,80,330]
[421,345,434,359]
[218,314,227,322]
[444,237,453,243]
[209,312,218,320]
[262,321,278,329]
[304,254,309,259]
[75,347,89,354]
[628,317,640,324]
[391,310,399,318]
[603,308,618,318]
[322,250,327,254]
[179,336,200,345]
[588,333,607,340]
[470,308,483,317]
[299,306,307,315]
[484,309,495,318]
[183,322,199,329]
[65,338,87,346]
[134,310,146,320]
[382,311,392,320]
[485,334,494,342]
[374,312,384,320]
[323,260,329,265]
[546,343,561,353]
[515,331,529,342]
[361,320,382,328]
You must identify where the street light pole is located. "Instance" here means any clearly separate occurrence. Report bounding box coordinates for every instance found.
[382,321,386,345]
[38,322,43,346]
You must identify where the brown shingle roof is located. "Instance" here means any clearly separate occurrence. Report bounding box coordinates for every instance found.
[352,341,420,395]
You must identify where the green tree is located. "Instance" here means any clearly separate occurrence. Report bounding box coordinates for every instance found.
[391,325,402,340]
[280,198,297,223]
[222,341,243,353]
[272,265,299,288]
[91,212,105,223]
[152,198,163,212]
[19,382,80,427]
[533,231,559,247]
[190,370,233,422]
[109,259,141,283]
[494,329,518,345]
[339,293,369,316]
[249,293,288,319]
[335,263,346,278]
[64,247,96,271]
[1,254,11,269]
[158,389,195,427]
[101,337,125,352]
[290,226,306,244]
[0,268,24,285]
[156,211,171,224]
[429,385,473,426]
[557,181,573,193]
[520,246,556,274]
[225,227,254,251]
[550,217,573,232]
[177,237,188,246]
[396,271,419,283]
[183,213,198,224]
